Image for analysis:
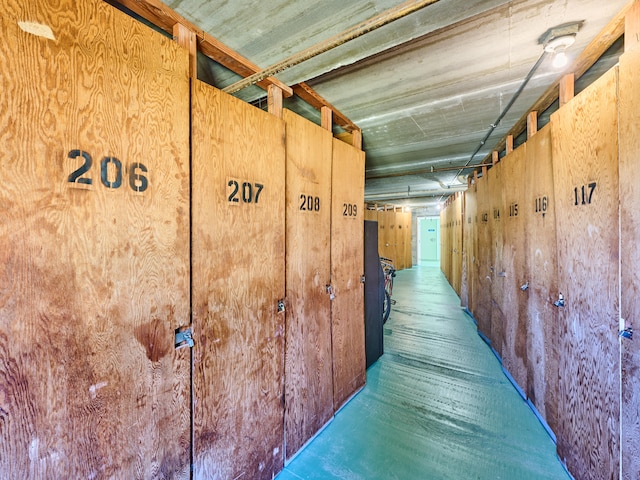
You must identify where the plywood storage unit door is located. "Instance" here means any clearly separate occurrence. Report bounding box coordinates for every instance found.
[283,109,333,460]
[0,1,191,477]
[618,48,640,480]
[500,145,528,395]
[381,209,397,265]
[462,185,478,312]
[396,211,407,271]
[488,163,504,359]
[474,175,492,339]
[191,82,286,479]
[330,138,366,411]
[452,193,464,296]
[551,68,620,480]
[524,124,559,434]
[403,211,413,269]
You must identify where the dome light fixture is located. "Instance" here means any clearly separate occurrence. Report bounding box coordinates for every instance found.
[539,21,584,69]
[545,34,576,68]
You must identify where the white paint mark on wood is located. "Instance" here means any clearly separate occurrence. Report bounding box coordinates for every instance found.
[18,22,55,40]
[89,381,108,399]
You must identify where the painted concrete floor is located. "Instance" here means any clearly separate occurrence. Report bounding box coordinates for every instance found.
[277,266,571,480]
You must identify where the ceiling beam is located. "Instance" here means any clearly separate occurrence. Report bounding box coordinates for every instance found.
[222,0,440,95]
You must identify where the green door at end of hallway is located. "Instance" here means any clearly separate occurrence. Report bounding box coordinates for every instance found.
[419,217,440,263]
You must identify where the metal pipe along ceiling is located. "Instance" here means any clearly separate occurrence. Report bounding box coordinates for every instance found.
[223,0,441,94]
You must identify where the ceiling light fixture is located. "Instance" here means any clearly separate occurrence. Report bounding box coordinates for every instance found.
[544,34,576,69]
[446,21,584,188]
[539,21,583,69]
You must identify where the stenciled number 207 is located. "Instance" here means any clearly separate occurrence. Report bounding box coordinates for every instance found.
[67,149,148,192]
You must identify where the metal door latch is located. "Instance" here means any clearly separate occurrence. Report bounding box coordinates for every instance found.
[175,326,194,349]
[326,285,335,300]
[553,293,565,308]
[619,327,633,340]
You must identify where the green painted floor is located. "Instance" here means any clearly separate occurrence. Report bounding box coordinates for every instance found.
[277,266,571,480]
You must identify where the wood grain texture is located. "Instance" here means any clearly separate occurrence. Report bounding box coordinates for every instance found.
[330,138,366,411]
[452,194,464,296]
[191,82,286,479]
[524,125,559,435]
[474,176,492,340]
[462,185,477,312]
[0,1,191,478]
[551,67,620,480]
[488,163,504,359]
[396,210,407,271]
[618,49,640,480]
[380,209,397,265]
[364,208,378,223]
[403,211,413,269]
[499,145,528,395]
[283,109,334,460]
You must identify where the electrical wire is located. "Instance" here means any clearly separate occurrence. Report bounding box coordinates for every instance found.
[448,49,550,184]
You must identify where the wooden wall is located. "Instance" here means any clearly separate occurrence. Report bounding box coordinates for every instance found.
[551,67,620,480]
[366,207,412,270]
[330,139,366,411]
[0,1,367,478]
[283,109,334,460]
[441,58,633,480]
[524,125,559,435]
[500,145,528,395]
[0,1,192,477]
[619,44,640,480]
[192,82,287,479]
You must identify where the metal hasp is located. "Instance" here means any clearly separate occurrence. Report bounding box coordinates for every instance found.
[326,284,335,300]
[619,327,633,340]
[553,293,565,308]
[175,326,194,349]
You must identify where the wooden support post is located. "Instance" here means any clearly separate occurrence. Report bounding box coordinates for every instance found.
[268,85,283,118]
[492,151,499,165]
[626,0,640,52]
[352,129,363,150]
[473,170,478,183]
[559,73,575,107]
[321,106,333,131]
[173,23,197,78]
[506,135,514,154]
[527,111,538,138]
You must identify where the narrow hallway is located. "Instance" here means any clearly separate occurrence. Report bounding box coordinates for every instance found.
[277,266,571,480]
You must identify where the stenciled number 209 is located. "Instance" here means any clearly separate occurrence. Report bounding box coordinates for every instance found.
[67,149,148,192]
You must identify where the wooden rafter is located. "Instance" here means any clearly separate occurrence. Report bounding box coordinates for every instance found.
[107,0,364,138]
[293,82,360,132]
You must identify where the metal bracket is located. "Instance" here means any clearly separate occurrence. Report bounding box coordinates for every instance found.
[326,284,335,300]
[553,293,565,308]
[277,299,285,313]
[360,275,366,284]
[520,282,529,292]
[175,326,194,349]
[620,327,633,340]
